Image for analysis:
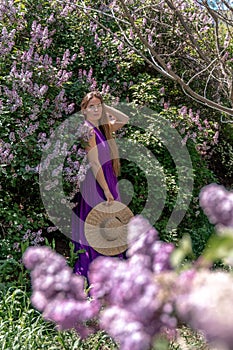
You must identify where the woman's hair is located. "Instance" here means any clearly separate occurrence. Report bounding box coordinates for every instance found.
[81,91,120,176]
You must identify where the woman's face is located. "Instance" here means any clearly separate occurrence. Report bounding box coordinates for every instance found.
[84,97,102,125]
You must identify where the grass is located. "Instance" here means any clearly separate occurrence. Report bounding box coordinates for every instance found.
[173,327,209,350]
[0,287,117,350]
[0,286,212,350]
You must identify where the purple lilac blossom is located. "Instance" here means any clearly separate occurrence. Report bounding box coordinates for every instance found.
[0,27,16,56]
[199,183,233,229]
[127,215,174,273]
[88,216,177,350]
[89,258,176,350]
[22,229,44,245]
[0,140,13,164]
[23,246,100,335]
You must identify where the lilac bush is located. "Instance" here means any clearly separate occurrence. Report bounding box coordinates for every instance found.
[0,0,80,257]
[1,0,145,259]
[1,0,110,262]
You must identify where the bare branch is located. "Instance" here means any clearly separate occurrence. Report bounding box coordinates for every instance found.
[78,0,233,117]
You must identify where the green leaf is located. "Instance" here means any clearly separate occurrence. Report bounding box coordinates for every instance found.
[202,231,233,262]
[170,234,193,268]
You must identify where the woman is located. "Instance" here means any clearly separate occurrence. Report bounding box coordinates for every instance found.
[72,91,129,279]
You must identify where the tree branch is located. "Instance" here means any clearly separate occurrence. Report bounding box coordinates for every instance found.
[78,1,233,117]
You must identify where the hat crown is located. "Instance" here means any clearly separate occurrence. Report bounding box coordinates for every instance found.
[100,217,123,241]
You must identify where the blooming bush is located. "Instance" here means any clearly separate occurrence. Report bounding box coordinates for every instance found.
[1,0,222,271]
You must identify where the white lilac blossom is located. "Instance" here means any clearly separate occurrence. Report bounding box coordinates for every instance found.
[199,183,233,229]
[175,270,233,349]
[23,246,100,336]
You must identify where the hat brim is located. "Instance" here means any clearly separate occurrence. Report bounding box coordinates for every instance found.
[84,201,134,256]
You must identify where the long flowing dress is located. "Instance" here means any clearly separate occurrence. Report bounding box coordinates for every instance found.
[72,122,123,279]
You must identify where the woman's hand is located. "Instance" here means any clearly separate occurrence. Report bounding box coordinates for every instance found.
[104,104,129,132]
[104,189,114,205]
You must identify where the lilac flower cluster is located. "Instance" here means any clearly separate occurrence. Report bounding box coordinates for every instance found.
[2,86,23,112]
[0,27,16,56]
[53,89,74,117]
[58,49,77,69]
[0,139,13,165]
[199,183,233,229]
[38,120,93,201]
[63,150,90,186]
[30,20,55,49]
[23,246,100,336]
[0,0,25,29]
[1,16,76,126]
[62,124,93,198]
[172,106,219,158]
[49,0,78,18]
[77,68,98,91]
[22,228,45,246]
[47,225,58,233]
[0,0,16,19]
[127,216,174,273]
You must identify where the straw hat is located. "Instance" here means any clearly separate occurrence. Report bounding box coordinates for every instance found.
[84,201,134,256]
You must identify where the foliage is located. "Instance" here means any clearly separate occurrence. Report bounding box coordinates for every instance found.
[117,104,217,256]
[210,125,233,186]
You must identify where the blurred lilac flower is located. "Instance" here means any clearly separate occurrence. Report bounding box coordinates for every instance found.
[127,216,174,273]
[80,46,85,57]
[176,270,233,348]
[199,183,233,229]
[23,246,100,335]
[88,216,177,349]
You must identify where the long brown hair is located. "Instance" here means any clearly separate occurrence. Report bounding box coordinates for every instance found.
[81,91,120,176]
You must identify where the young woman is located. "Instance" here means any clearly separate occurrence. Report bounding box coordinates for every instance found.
[72,91,129,279]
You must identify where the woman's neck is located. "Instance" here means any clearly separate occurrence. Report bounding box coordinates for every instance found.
[86,119,99,128]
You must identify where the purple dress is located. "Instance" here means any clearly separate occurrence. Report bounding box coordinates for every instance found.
[72,122,123,279]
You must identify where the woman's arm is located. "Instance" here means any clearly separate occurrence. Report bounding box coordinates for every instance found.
[86,133,114,204]
[104,104,129,132]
